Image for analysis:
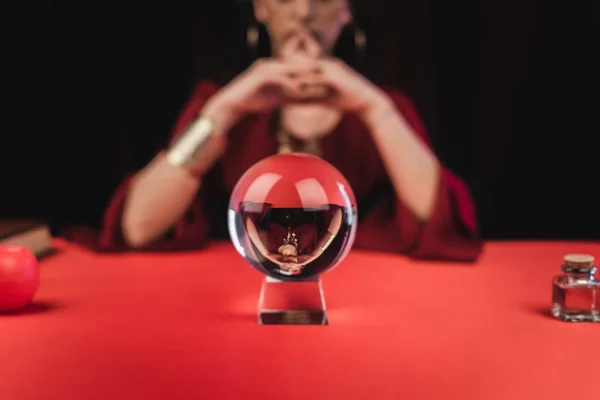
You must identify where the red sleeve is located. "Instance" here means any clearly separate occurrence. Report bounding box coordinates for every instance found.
[64,81,222,252]
[353,90,483,262]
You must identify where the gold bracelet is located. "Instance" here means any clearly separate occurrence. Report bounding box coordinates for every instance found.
[165,117,214,168]
[317,231,335,252]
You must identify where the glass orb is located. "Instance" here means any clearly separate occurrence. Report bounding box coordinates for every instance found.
[228,153,357,281]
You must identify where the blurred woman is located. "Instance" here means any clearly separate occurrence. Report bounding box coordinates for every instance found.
[79,0,482,261]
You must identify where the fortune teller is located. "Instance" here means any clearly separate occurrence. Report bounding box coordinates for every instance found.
[67,0,483,262]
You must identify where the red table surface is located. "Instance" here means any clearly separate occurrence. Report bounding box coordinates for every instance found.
[1,239,599,400]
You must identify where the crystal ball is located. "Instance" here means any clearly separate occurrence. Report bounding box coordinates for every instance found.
[228,153,357,281]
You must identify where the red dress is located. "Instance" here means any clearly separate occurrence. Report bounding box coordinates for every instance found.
[66,81,483,261]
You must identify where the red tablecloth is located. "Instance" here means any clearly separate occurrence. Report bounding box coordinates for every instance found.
[1,239,599,400]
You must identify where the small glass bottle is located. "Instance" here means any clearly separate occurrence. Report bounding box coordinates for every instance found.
[552,254,600,322]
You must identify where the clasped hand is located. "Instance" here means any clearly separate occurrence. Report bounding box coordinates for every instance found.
[202,30,386,133]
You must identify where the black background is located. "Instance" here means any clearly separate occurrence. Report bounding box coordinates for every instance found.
[1,0,598,240]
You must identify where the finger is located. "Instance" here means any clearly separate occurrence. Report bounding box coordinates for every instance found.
[302,84,330,99]
[296,30,323,59]
[293,60,344,98]
[267,59,322,80]
[282,56,323,80]
[315,58,351,85]
[282,51,316,66]
[314,58,337,77]
[295,74,330,98]
[297,82,340,106]
[255,61,330,100]
[249,62,312,99]
[279,32,302,60]
[281,30,323,61]
[261,74,306,98]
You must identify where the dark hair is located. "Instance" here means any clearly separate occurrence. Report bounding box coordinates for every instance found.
[203,0,379,86]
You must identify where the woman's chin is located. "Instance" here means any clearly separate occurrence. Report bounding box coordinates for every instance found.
[286,130,322,141]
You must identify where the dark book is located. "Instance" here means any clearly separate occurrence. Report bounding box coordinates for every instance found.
[0,220,54,258]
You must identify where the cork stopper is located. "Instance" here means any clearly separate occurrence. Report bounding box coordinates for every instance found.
[564,254,595,270]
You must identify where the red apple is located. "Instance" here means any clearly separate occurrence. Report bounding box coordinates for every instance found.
[0,245,40,312]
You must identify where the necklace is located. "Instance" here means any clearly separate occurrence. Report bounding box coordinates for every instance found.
[276,125,323,157]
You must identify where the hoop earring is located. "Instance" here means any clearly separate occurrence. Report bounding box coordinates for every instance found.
[354,28,366,53]
[247,25,259,50]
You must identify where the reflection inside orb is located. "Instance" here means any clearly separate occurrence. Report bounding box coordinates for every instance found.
[228,153,358,282]
[232,202,353,280]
